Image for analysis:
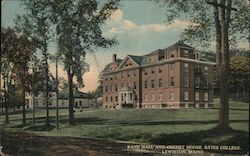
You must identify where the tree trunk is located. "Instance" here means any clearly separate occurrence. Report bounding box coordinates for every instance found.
[21,88,26,124]
[67,69,74,125]
[218,0,231,129]
[4,76,9,123]
[212,0,231,129]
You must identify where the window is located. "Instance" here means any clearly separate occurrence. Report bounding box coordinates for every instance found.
[170,93,175,100]
[110,85,112,92]
[121,72,124,78]
[127,81,130,87]
[159,79,163,87]
[144,94,148,101]
[195,77,200,88]
[145,81,148,88]
[144,69,148,75]
[159,94,162,101]
[115,84,118,91]
[184,63,189,72]
[130,93,133,101]
[151,94,155,101]
[194,52,200,60]
[105,77,108,81]
[184,91,189,100]
[34,100,38,106]
[184,76,189,87]
[159,66,162,73]
[110,75,113,80]
[121,83,124,88]
[127,71,130,77]
[151,80,155,88]
[184,50,189,58]
[115,96,118,102]
[151,67,155,74]
[49,100,52,106]
[170,51,174,58]
[134,70,136,76]
[106,97,108,102]
[204,66,208,74]
[169,63,175,69]
[110,96,113,102]
[134,94,137,101]
[134,81,136,89]
[170,77,175,86]
[204,93,208,101]
[61,100,65,106]
[195,92,199,101]
[205,79,209,88]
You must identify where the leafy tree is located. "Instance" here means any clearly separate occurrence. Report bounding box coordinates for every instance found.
[154,0,249,129]
[22,0,118,125]
[15,4,52,125]
[229,55,250,97]
[1,27,37,124]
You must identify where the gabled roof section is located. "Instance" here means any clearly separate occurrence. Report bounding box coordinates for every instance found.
[128,55,143,65]
[146,49,164,56]
[102,59,123,73]
[117,55,142,69]
[165,40,194,50]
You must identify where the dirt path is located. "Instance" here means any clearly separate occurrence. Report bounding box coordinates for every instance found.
[0,131,154,156]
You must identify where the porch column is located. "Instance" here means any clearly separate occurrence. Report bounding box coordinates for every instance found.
[126,92,129,104]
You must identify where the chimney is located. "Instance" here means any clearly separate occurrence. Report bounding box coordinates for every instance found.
[112,54,117,62]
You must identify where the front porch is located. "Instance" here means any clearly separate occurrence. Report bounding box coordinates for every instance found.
[118,87,136,108]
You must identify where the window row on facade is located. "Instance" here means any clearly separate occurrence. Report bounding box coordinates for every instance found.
[143,92,209,102]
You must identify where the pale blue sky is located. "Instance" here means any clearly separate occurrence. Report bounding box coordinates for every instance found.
[1,0,248,92]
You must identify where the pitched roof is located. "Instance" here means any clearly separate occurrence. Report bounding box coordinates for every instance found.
[58,91,88,99]
[165,40,194,50]
[128,55,143,65]
[146,49,164,56]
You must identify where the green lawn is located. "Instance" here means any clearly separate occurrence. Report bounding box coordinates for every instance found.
[1,98,249,154]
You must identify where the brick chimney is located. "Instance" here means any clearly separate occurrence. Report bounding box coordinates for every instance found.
[112,54,117,62]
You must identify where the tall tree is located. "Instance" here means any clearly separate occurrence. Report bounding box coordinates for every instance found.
[1,27,37,124]
[15,1,52,125]
[19,0,119,125]
[51,0,119,125]
[154,0,249,129]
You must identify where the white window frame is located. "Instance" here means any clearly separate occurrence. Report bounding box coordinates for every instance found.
[204,93,208,101]
[170,93,175,101]
[152,94,155,101]
[195,92,199,101]
[144,94,148,101]
[159,94,162,101]
[184,91,189,101]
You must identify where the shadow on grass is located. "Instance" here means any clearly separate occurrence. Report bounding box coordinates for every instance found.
[25,124,55,131]
[113,119,248,126]
[59,117,109,125]
[150,127,249,155]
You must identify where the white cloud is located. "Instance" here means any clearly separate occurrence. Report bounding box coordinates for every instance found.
[109,9,123,23]
[105,11,196,37]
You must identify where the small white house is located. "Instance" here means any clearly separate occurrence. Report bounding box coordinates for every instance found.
[25,91,98,109]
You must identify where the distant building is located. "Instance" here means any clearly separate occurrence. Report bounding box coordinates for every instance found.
[25,91,98,109]
[102,41,215,109]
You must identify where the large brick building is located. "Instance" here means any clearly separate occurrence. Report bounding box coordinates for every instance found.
[102,41,215,109]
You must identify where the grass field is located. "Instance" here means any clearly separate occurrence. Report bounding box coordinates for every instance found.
[1,98,249,154]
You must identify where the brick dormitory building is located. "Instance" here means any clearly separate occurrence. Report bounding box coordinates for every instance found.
[102,41,215,109]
